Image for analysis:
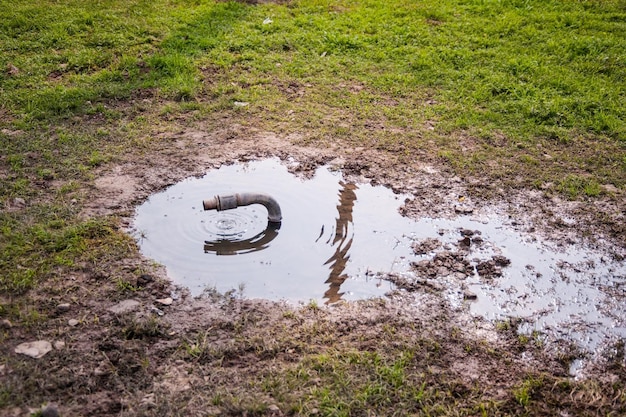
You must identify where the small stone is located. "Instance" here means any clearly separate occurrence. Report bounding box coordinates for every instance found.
[53,341,65,350]
[15,341,53,358]
[107,299,140,315]
[150,306,164,316]
[233,101,249,107]
[268,404,280,412]
[13,197,26,208]
[463,290,478,300]
[454,205,474,215]
[1,319,12,329]
[56,303,71,313]
[68,319,79,327]
[458,236,471,247]
[41,404,60,417]
[137,274,154,286]
[155,297,173,306]
[7,63,19,76]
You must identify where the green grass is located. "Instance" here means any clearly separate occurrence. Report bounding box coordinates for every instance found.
[0,207,121,294]
[175,326,624,417]
[1,0,624,195]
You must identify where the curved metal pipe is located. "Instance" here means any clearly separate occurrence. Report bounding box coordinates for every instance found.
[203,193,282,224]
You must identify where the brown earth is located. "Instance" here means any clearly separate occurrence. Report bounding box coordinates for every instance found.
[2,114,625,416]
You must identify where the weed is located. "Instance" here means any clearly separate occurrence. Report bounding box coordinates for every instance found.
[182,332,210,358]
[495,320,511,332]
[119,315,167,340]
[513,375,544,407]
[115,278,137,293]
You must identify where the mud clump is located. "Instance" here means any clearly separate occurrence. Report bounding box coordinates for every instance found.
[412,237,441,255]
[475,255,512,278]
[412,251,474,279]
[458,229,484,249]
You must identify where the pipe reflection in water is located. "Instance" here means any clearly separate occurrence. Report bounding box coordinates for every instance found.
[204,223,280,255]
[322,181,358,304]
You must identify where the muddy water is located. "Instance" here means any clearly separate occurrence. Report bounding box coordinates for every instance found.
[132,158,626,348]
[132,158,405,303]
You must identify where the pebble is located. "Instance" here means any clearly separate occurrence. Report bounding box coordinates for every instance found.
[13,197,26,208]
[15,341,53,358]
[268,404,280,412]
[454,205,474,215]
[463,290,478,300]
[107,299,140,315]
[137,274,154,286]
[53,341,66,350]
[68,319,79,327]
[56,303,71,313]
[150,306,164,316]
[1,319,12,329]
[41,404,60,417]
[155,297,173,306]
[7,63,20,76]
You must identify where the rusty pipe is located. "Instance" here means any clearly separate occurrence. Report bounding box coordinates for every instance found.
[203,193,282,224]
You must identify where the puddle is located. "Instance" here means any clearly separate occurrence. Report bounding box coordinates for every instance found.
[132,158,626,350]
[132,158,404,304]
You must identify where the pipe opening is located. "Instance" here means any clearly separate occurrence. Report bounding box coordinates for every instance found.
[203,192,282,225]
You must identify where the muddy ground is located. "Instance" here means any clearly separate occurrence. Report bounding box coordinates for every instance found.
[2,117,626,416]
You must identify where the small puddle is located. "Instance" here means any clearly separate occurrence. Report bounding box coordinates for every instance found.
[132,158,626,349]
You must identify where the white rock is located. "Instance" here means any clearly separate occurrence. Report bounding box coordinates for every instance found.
[107,299,140,314]
[155,297,173,306]
[68,319,79,327]
[53,341,66,350]
[15,341,53,358]
[56,303,71,312]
